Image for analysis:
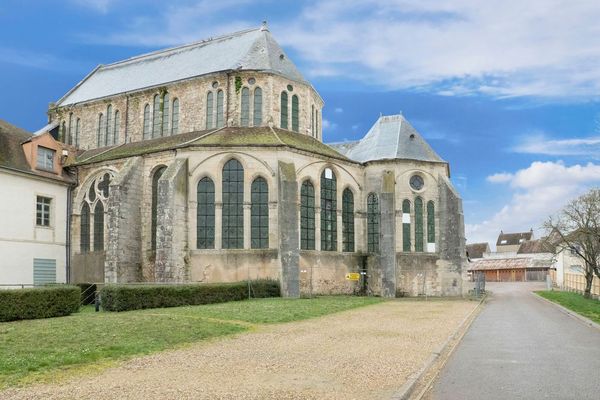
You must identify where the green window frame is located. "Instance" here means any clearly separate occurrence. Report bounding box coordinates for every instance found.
[415,197,424,252]
[402,199,411,252]
[172,98,179,134]
[251,177,269,249]
[300,180,315,250]
[93,201,104,251]
[152,94,161,137]
[162,93,170,135]
[253,87,262,126]
[143,104,151,139]
[427,200,435,248]
[320,168,337,251]
[151,166,166,250]
[106,105,113,146]
[197,177,215,249]
[80,203,90,253]
[367,193,380,253]
[75,118,81,147]
[240,87,250,127]
[342,188,354,252]
[222,159,244,249]
[280,91,288,129]
[216,90,224,128]
[291,94,299,132]
[206,91,214,129]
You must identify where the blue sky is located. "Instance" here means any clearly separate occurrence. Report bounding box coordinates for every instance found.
[2,0,600,247]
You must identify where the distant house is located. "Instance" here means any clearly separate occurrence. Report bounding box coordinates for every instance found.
[496,229,533,253]
[466,242,490,260]
[0,119,75,287]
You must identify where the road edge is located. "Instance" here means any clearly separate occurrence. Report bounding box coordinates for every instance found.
[390,295,486,400]
[532,292,600,332]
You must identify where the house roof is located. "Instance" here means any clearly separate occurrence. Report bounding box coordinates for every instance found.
[71,127,351,166]
[496,230,533,246]
[466,243,490,259]
[328,115,445,164]
[517,239,555,254]
[468,257,552,271]
[56,25,306,106]
[0,119,34,172]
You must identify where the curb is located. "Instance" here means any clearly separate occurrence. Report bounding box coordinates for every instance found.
[532,292,600,332]
[390,295,486,400]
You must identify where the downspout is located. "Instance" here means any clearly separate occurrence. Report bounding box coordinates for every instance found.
[65,166,78,284]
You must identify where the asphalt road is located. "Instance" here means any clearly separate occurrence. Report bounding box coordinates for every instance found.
[430,282,600,400]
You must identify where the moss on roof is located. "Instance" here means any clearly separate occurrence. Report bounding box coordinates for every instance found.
[0,119,33,171]
[74,127,351,165]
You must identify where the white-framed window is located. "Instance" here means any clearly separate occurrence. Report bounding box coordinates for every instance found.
[36,196,52,227]
[36,146,55,171]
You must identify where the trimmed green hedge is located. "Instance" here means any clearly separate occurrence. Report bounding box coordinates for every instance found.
[0,286,81,322]
[100,279,281,312]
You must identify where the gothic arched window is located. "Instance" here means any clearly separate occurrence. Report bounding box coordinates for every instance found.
[402,199,411,252]
[97,113,105,147]
[113,110,120,145]
[143,104,151,139]
[216,90,224,128]
[197,177,215,249]
[206,91,214,129]
[151,166,166,250]
[427,201,435,251]
[253,87,262,126]
[75,118,81,147]
[152,94,161,137]
[342,188,354,252]
[367,193,380,253]
[251,177,269,249]
[222,159,244,249]
[240,87,250,127]
[106,105,113,146]
[80,203,90,253]
[320,168,337,251]
[68,114,73,145]
[162,93,170,135]
[172,98,179,134]
[280,91,288,129]
[93,201,104,251]
[415,197,424,252]
[300,180,315,250]
[291,94,299,132]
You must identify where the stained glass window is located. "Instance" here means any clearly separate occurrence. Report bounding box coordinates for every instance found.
[291,94,299,132]
[251,177,269,249]
[280,91,288,129]
[300,180,315,250]
[367,193,380,253]
[222,159,244,248]
[402,199,411,252]
[342,189,354,252]
[197,177,215,249]
[415,197,424,252]
[320,168,337,251]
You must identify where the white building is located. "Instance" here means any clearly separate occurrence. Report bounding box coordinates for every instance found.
[0,119,74,287]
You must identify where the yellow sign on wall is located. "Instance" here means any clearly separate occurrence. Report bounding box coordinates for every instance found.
[345,273,360,281]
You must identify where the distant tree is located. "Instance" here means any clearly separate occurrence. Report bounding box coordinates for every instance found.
[544,188,600,299]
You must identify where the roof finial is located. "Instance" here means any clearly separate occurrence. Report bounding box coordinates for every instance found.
[261,21,268,31]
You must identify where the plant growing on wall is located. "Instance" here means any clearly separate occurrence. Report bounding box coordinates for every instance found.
[235,76,242,94]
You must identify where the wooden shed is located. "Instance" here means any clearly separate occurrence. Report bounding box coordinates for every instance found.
[468,258,551,282]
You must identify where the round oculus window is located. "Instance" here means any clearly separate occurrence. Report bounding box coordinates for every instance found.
[287,84,293,91]
[212,81,219,89]
[409,175,424,191]
[248,78,256,85]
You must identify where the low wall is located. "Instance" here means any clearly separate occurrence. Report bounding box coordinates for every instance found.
[299,252,363,295]
[396,253,463,296]
[189,250,280,283]
[71,252,105,283]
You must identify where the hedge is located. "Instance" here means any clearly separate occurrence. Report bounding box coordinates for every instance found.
[0,286,81,322]
[100,279,281,312]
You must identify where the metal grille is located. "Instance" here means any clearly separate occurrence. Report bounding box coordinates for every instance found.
[80,203,90,253]
[93,201,104,251]
[415,197,424,252]
[222,159,244,249]
[196,177,215,249]
[151,167,166,250]
[33,258,56,286]
[300,180,315,250]
[402,199,411,252]
[367,193,380,253]
[320,169,337,251]
[342,189,354,252]
[251,177,269,249]
[280,91,288,129]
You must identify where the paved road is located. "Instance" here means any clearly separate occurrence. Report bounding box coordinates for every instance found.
[431,282,600,400]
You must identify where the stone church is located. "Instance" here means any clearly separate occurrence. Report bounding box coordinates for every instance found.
[44,24,468,297]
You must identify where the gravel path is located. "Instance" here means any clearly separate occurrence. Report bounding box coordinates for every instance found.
[2,299,476,400]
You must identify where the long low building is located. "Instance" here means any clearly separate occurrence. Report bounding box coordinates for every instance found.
[468,257,552,282]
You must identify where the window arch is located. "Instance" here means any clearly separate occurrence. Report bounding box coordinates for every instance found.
[68,114,73,145]
[240,87,250,127]
[291,94,299,132]
[415,197,424,252]
[97,113,105,147]
[172,98,179,134]
[222,159,244,248]
[75,118,81,148]
[402,199,411,252]
[253,87,262,126]
[311,105,315,137]
[216,90,224,128]
[320,168,337,251]
[206,91,214,129]
[93,201,104,251]
[427,201,435,251]
[280,91,288,129]
[143,104,151,139]
[197,177,215,249]
[80,203,90,253]
[342,188,354,252]
[367,193,380,253]
[60,121,66,143]
[300,180,315,250]
[152,94,161,137]
[162,93,170,135]
[251,177,269,248]
[113,110,120,145]
[151,166,166,250]
[106,105,113,146]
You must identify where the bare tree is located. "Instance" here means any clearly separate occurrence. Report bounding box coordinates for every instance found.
[544,188,600,299]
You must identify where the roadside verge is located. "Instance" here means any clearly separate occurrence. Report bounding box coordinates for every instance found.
[532,292,600,332]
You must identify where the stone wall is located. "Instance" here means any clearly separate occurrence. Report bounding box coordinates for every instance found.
[188,250,279,282]
[299,252,363,295]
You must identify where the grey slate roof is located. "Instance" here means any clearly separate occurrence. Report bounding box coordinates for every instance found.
[466,243,490,259]
[57,25,305,106]
[328,115,445,164]
[0,119,33,172]
[496,230,533,246]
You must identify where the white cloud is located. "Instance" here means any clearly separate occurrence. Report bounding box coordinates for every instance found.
[486,173,513,183]
[334,107,344,113]
[70,0,118,13]
[0,47,82,71]
[322,119,338,131]
[467,161,600,246]
[513,133,600,158]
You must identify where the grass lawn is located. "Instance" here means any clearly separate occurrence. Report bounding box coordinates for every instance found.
[0,296,381,388]
[536,290,600,324]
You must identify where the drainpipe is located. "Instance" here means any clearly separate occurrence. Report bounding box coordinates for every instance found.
[66,183,73,283]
